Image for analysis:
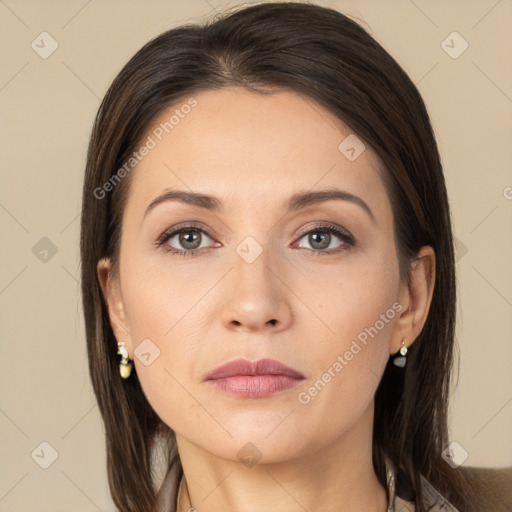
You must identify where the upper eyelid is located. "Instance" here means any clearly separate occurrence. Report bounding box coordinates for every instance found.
[295,222,352,238]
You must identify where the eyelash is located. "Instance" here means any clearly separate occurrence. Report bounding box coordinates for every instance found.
[156,222,355,259]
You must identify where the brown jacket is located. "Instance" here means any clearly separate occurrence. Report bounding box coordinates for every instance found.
[459,465,512,511]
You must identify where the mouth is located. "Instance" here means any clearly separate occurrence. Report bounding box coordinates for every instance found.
[205,358,305,398]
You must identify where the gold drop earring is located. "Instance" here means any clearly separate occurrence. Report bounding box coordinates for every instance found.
[392,338,408,368]
[117,341,133,379]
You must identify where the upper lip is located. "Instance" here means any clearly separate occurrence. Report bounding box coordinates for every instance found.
[205,358,305,380]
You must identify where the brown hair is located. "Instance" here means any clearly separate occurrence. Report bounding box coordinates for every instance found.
[80,2,477,511]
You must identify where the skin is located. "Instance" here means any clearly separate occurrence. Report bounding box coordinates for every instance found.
[98,87,435,512]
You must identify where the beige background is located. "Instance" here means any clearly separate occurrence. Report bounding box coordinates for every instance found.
[0,0,511,510]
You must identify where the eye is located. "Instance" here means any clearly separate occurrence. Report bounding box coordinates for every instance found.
[293,223,355,255]
[157,224,218,258]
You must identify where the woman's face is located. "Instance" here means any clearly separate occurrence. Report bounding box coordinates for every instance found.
[100,87,410,463]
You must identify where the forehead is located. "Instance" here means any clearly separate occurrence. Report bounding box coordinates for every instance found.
[125,87,390,219]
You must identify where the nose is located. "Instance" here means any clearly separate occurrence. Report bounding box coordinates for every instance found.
[219,245,293,333]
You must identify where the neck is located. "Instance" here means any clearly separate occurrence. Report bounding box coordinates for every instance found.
[175,403,388,512]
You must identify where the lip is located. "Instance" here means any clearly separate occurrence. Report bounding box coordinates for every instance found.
[205,358,305,398]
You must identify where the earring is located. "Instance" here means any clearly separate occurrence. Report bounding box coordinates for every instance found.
[393,338,408,368]
[117,341,133,379]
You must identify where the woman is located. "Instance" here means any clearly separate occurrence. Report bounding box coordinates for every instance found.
[80,2,509,511]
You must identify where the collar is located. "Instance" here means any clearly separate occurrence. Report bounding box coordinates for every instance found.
[384,454,461,512]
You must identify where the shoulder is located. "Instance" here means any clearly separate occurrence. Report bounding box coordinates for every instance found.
[458,464,512,512]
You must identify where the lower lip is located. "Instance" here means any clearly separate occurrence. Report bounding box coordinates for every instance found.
[207,375,304,398]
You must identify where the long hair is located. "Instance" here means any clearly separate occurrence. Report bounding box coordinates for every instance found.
[80,2,477,511]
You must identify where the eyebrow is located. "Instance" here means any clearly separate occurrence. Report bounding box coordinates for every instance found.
[143,187,375,222]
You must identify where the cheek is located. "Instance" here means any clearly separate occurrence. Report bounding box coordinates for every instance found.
[313,242,399,351]
[120,282,204,434]
[298,246,399,411]
[118,249,215,426]
[120,245,206,339]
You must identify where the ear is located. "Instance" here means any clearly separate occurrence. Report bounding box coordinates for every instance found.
[97,257,133,357]
[390,245,436,354]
